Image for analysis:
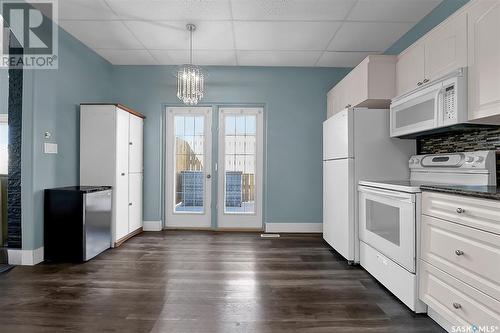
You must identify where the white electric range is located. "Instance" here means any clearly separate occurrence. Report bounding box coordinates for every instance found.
[357,150,497,313]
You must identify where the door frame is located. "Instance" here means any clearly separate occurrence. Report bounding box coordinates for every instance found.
[162,104,266,230]
[164,106,213,228]
[217,107,264,229]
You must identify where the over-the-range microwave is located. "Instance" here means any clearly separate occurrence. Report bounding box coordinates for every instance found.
[390,68,467,138]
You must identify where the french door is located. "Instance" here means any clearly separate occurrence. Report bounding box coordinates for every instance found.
[165,107,212,228]
[165,106,263,229]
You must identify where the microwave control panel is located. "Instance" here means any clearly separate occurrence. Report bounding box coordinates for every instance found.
[443,85,456,120]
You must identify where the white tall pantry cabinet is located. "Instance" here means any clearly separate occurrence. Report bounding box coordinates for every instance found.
[80,104,144,246]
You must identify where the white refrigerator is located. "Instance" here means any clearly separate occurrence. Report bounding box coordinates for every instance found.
[323,108,415,263]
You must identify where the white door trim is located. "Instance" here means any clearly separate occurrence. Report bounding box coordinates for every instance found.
[217,107,264,229]
[165,107,212,228]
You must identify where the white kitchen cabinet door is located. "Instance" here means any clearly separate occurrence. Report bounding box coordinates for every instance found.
[115,109,130,241]
[467,0,500,122]
[424,11,467,82]
[128,114,144,173]
[128,173,143,233]
[396,42,425,96]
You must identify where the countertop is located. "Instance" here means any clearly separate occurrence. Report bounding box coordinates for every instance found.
[420,184,500,201]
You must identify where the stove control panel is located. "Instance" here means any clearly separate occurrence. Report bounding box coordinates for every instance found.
[409,150,496,170]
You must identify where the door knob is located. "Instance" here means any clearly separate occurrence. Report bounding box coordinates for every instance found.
[206,174,211,179]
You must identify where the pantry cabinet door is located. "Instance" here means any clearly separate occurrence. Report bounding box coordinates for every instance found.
[424,11,467,82]
[115,109,130,242]
[128,115,144,173]
[396,42,425,96]
[467,0,500,122]
[128,173,143,233]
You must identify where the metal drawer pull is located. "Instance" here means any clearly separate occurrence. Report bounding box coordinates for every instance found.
[423,78,429,83]
[456,208,465,214]
[417,82,423,86]
[455,250,464,256]
[453,303,462,309]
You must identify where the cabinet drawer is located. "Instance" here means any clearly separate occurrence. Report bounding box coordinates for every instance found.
[421,215,500,301]
[419,261,500,328]
[422,191,500,235]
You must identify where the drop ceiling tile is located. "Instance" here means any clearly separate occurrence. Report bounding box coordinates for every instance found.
[59,0,118,20]
[105,0,232,21]
[348,0,441,23]
[327,21,414,52]
[124,21,234,50]
[150,50,236,65]
[60,20,143,49]
[234,21,342,51]
[316,51,376,67]
[237,50,322,67]
[231,0,356,21]
[95,49,158,65]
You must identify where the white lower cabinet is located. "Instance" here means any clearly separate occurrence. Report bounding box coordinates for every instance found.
[420,191,500,331]
[128,173,143,233]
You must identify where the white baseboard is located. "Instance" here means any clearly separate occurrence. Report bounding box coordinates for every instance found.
[8,247,44,266]
[143,220,163,232]
[265,223,323,233]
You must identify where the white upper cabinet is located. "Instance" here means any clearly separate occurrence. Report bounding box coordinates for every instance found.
[467,0,500,123]
[396,12,467,96]
[327,55,396,118]
[396,42,425,96]
[129,115,144,173]
[424,12,467,82]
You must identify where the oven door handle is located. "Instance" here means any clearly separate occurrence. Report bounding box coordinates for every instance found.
[358,186,415,203]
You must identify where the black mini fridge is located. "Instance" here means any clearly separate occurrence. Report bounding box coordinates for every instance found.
[44,186,112,262]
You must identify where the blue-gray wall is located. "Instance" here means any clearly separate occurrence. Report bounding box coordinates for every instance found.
[112,66,350,226]
[22,28,113,250]
[385,0,470,55]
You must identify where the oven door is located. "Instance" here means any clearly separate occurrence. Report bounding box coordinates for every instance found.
[358,186,416,273]
[390,82,441,138]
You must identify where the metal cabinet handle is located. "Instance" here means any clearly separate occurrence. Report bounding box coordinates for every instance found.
[129,203,133,206]
[417,82,423,86]
[423,78,429,83]
[455,250,464,256]
[453,303,462,309]
[345,104,352,108]
[456,208,465,214]
[129,142,133,146]
[121,173,126,176]
[206,174,211,179]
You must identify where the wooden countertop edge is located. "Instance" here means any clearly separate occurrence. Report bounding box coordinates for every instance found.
[80,103,146,119]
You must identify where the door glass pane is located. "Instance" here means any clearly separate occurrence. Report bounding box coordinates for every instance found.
[366,199,400,245]
[224,115,256,214]
[174,115,205,213]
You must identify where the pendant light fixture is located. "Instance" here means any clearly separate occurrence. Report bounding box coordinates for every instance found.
[177,23,205,105]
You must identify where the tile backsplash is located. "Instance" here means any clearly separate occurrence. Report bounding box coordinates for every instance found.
[417,127,500,183]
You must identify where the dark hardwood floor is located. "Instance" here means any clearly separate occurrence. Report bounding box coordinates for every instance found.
[0,231,443,332]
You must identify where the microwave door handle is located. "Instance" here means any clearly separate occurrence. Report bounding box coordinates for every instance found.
[434,87,444,127]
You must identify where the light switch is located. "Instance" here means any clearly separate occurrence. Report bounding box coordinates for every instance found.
[44,143,58,154]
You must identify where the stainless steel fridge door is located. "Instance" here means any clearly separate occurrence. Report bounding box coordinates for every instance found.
[84,190,112,260]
